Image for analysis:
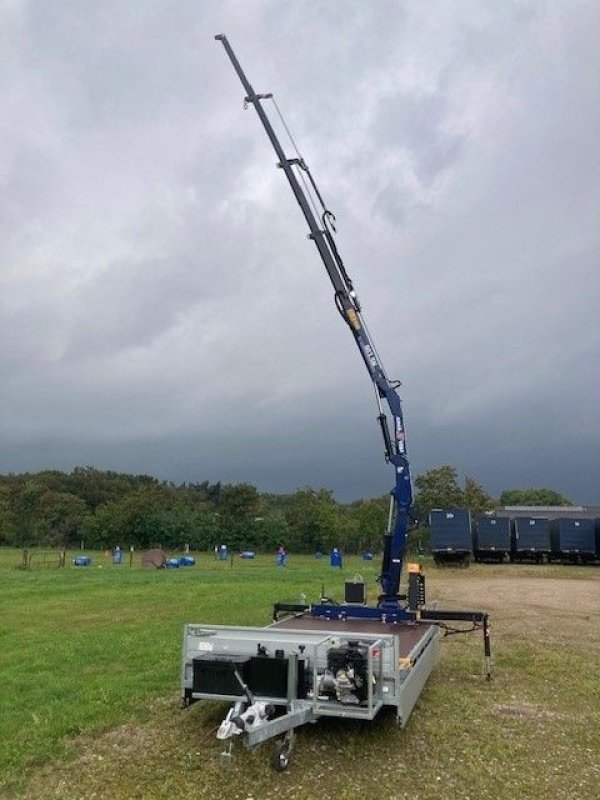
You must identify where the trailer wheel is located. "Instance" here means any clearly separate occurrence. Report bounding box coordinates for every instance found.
[272,741,291,772]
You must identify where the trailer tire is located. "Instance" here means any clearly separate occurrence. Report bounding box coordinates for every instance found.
[272,741,291,772]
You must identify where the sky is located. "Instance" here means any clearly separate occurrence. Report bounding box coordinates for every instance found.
[1,1,599,502]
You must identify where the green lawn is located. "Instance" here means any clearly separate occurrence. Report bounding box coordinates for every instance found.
[1,548,598,799]
[0,547,379,791]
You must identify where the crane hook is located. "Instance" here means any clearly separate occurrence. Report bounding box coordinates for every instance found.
[323,210,337,234]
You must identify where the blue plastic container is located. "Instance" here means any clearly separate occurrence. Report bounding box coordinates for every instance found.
[330,549,342,568]
[166,558,181,568]
[240,550,256,559]
[362,551,373,561]
[178,556,196,567]
[73,556,92,567]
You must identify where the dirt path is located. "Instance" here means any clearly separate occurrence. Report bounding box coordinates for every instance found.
[427,570,600,655]
[429,574,600,616]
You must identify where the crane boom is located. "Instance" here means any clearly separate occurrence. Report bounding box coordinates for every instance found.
[216,35,412,603]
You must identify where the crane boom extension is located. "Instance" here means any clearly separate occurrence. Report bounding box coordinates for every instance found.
[216,35,412,602]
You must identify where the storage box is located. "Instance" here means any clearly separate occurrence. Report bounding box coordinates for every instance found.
[246,655,289,698]
[344,578,366,604]
[192,656,249,695]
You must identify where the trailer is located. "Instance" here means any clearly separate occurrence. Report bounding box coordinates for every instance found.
[430,509,473,566]
[512,516,551,563]
[181,576,491,771]
[474,516,512,563]
[550,518,597,563]
[182,614,440,769]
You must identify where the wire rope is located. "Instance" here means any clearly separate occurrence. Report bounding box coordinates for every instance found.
[269,97,324,226]
[269,94,396,392]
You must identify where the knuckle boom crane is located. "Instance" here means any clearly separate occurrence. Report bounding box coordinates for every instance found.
[179,36,491,772]
[215,33,410,607]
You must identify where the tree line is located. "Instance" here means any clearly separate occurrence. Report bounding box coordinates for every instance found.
[0,465,572,554]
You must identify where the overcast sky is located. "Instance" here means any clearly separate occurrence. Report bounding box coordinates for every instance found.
[1,1,599,502]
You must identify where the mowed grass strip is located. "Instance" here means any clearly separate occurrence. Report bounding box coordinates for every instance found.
[1,549,599,799]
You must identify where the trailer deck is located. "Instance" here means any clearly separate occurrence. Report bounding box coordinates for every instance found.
[272,614,435,655]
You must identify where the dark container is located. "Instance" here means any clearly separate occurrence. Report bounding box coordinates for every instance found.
[429,509,472,565]
[550,518,596,562]
[245,655,289,698]
[192,655,249,696]
[475,516,511,561]
[248,655,307,699]
[512,517,551,561]
[344,578,366,604]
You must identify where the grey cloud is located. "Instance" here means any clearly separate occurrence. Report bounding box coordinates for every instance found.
[372,183,413,226]
[372,92,466,182]
[0,1,598,503]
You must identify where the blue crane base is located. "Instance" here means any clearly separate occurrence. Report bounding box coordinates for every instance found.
[273,602,416,624]
[311,603,416,623]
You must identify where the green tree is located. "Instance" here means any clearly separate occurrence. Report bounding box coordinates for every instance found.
[118,486,174,549]
[463,476,496,519]
[218,483,262,525]
[352,499,388,553]
[84,502,123,549]
[499,488,572,506]
[253,511,290,552]
[66,466,159,510]
[407,524,429,555]
[87,485,174,550]
[413,466,464,524]
[37,491,89,547]
[285,489,340,553]
[0,485,10,545]
[187,511,220,551]
[6,480,48,546]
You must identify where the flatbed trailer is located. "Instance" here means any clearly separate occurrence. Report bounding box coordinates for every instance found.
[182,614,440,768]
[181,600,491,770]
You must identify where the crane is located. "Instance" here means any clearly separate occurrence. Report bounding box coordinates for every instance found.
[180,38,491,773]
[215,34,411,607]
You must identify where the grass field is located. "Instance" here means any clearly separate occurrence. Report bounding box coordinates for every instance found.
[1,547,598,799]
